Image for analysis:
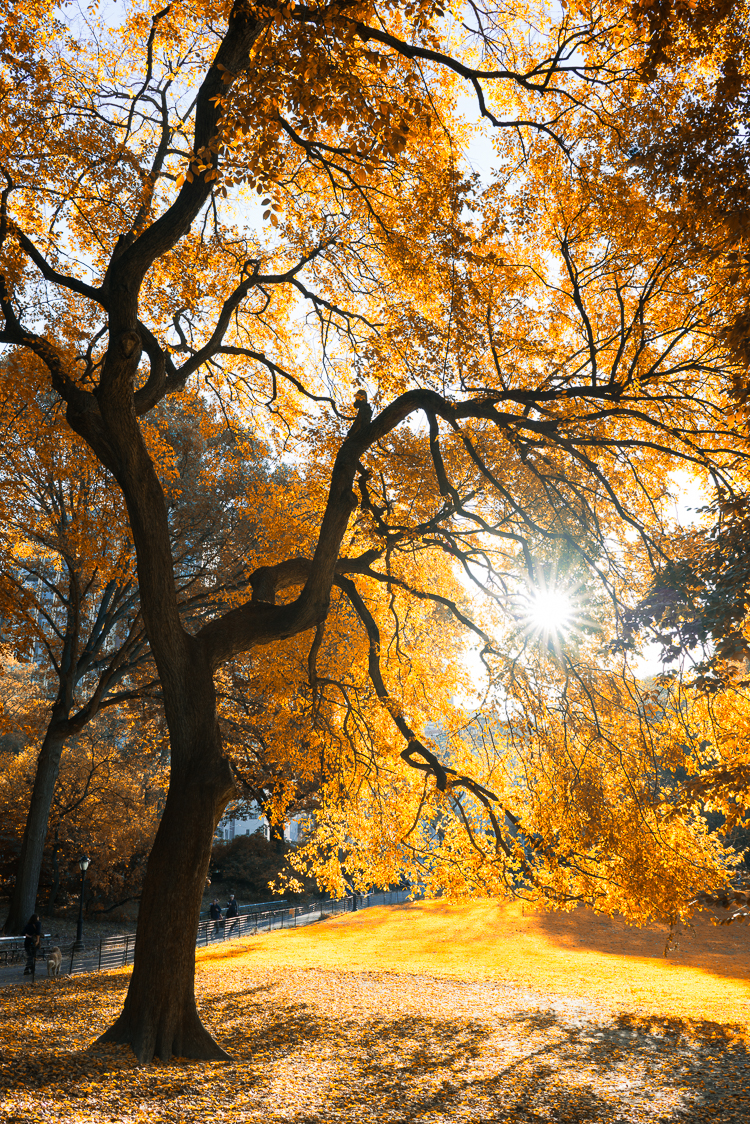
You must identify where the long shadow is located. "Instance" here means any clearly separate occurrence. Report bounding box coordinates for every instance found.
[284,1008,750,1124]
[233,1001,750,1123]
[532,903,750,985]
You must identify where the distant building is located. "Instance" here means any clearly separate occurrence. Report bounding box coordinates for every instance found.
[214,800,302,844]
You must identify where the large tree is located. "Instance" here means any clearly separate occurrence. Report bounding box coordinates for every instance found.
[0,0,747,1063]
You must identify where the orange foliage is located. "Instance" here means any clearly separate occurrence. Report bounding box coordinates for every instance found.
[0,708,167,904]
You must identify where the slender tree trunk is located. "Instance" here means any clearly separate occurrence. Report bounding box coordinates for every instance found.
[97,647,234,1062]
[3,714,69,933]
[48,833,61,910]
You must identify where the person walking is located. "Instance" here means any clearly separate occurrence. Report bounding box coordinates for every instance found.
[225,893,239,936]
[22,913,41,976]
[209,898,223,938]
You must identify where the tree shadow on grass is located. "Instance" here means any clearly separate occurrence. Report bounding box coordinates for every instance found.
[217,1002,750,1124]
[303,1009,750,1123]
[533,904,750,986]
[195,976,750,1124]
[3,969,750,1122]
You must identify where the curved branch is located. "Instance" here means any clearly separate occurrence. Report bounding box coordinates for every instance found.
[110,4,266,287]
[197,544,382,665]
[334,573,517,867]
[9,223,104,305]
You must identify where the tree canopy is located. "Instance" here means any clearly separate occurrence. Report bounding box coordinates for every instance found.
[1,0,750,1063]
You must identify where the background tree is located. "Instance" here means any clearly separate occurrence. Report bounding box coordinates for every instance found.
[0,353,270,931]
[612,1,750,362]
[0,352,152,931]
[588,0,750,913]
[0,701,168,911]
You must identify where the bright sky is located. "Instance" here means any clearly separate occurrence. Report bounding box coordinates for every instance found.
[453,468,710,709]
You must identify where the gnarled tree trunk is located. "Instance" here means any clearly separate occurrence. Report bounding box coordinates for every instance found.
[98,649,234,1062]
[2,0,370,1062]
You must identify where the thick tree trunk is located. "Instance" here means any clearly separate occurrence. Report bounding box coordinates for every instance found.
[3,717,68,934]
[97,650,235,1062]
[84,330,239,1059]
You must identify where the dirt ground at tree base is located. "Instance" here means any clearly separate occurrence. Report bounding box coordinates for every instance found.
[1,900,749,1123]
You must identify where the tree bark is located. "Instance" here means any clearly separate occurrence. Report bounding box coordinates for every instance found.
[2,0,365,1056]
[88,382,375,1061]
[3,715,69,934]
[97,646,234,1062]
[48,833,61,910]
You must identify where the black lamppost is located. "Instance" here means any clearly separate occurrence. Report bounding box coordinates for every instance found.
[73,855,89,952]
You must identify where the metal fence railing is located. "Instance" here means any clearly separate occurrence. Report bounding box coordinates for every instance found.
[93,933,137,974]
[32,889,410,979]
[198,899,286,921]
[194,889,407,948]
[0,934,52,968]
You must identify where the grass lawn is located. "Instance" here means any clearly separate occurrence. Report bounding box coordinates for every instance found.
[229,898,750,1028]
[2,900,750,1123]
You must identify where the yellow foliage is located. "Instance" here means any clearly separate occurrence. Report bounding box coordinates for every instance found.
[2,0,750,1062]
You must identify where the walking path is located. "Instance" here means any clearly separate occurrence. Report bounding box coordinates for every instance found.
[0,892,406,987]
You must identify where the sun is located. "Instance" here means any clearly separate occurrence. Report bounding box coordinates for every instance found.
[525,589,573,634]
[512,573,589,655]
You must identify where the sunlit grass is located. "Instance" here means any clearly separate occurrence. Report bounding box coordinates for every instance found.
[201,899,750,1030]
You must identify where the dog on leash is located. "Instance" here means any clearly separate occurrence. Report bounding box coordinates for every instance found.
[46,946,62,977]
